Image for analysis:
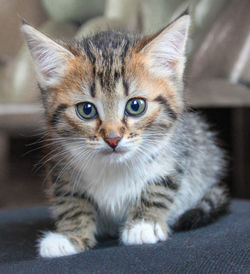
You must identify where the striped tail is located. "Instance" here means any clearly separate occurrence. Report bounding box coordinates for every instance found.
[173,183,230,231]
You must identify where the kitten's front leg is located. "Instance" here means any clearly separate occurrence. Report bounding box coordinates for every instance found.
[121,183,174,245]
[39,189,97,258]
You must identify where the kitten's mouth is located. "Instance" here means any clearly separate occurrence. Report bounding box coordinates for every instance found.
[102,149,125,155]
[101,147,129,156]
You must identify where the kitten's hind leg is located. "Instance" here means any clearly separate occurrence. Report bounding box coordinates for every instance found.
[39,191,97,258]
[173,183,230,231]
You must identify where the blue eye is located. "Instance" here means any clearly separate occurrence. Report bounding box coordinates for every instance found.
[76,102,97,119]
[125,98,146,116]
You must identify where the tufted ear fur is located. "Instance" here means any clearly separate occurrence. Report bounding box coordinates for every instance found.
[141,15,190,80]
[21,23,74,89]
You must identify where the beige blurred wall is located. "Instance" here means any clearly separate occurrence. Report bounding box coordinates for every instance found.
[0,0,47,61]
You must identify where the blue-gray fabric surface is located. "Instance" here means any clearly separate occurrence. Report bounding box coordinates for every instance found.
[0,200,249,273]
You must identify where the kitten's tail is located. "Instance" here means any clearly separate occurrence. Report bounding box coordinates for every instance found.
[173,183,230,231]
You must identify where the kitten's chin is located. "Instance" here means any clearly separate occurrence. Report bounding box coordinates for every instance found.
[99,148,132,163]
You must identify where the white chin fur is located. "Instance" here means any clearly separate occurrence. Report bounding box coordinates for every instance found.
[99,150,132,163]
[121,221,167,245]
[39,232,78,258]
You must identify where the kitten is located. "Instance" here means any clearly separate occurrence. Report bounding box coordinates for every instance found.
[22,15,229,258]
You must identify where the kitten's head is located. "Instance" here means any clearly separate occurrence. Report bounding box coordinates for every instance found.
[22,16,190,165]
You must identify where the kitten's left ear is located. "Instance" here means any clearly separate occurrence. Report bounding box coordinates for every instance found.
[21,22,74,89]
[141,15,190,80]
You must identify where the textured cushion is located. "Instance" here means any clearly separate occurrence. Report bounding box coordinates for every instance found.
[0,200,249,273]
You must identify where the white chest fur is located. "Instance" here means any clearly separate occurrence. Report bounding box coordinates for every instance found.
[74,148,175,235]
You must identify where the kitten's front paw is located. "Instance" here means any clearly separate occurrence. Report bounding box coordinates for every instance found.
[39,232,78,258]
[121,221,168,245]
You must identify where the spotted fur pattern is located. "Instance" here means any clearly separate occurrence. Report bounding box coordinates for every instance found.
[22,15,229,258]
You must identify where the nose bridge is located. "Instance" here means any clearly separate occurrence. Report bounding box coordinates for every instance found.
[106,128,120,138]
[102,93,120,120]
[101,122,122,138]
[100,94,124,138]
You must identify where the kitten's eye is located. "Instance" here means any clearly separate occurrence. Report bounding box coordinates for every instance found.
[125,98,146,116]
[76,102,97,119]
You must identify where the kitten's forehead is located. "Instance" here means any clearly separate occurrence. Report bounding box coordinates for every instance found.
[83,31,133,60]
[81,31,135,93]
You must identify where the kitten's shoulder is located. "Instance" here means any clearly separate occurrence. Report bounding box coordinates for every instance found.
[174,111,218,150]
[180,111,211,133]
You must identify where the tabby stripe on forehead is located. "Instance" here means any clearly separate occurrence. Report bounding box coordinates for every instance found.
[50,104,68,126]
[121,40,129,65]
[154,96,177,120]
[123,80,129,96]
[90,82,95,97]
[84,42,96,64]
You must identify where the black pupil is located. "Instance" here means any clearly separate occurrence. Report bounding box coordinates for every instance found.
[83,103,92,115]
[131,100,140,111]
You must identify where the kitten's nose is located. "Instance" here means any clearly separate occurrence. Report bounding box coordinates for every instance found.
[104,137,121,149]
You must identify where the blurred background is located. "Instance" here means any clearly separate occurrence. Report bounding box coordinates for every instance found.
[0,0,249,209]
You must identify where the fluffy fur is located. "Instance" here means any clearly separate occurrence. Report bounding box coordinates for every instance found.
[22,15,229,258]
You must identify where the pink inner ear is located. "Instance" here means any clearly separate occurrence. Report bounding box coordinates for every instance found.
[164,28,187,58]
[34,45,64,81]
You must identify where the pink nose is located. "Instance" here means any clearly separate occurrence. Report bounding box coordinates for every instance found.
[104,137,121,149]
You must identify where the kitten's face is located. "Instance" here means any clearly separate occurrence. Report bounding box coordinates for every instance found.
[22,16,190,164]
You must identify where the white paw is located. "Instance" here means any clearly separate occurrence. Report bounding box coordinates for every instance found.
[39,232,78,258]
[121,221,167,245]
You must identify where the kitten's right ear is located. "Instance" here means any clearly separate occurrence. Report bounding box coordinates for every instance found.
[139,15,190,80]
[21,22,74,89]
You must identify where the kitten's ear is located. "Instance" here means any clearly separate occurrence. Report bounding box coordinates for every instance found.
[141,15,190,79]
[21,23,74,89]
